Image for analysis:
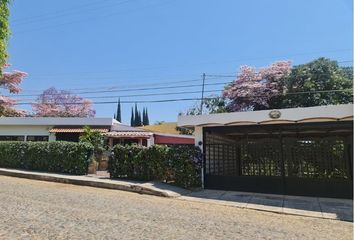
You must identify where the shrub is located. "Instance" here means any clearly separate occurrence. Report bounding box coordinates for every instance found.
[108,144,202,188]
[168,145,203,188]
[0,141,94,175]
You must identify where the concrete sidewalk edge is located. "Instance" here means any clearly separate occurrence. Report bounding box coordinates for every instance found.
[0,168,174,198]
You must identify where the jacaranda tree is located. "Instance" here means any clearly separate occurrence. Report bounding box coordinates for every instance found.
[0,65,27,116]
[32,87,95,117]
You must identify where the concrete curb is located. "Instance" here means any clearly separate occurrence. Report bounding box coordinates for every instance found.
[0,168,175,198]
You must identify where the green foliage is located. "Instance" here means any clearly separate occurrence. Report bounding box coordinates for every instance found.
[0,0,10,73]
[142,107,150,125]
[134,103,141,126]
[79,126,104,154]
[108,144,202,188]
[131,104,148,126]
[0,141,94,175]
[115,98,121,122]
[175,125,194,135]
[167,145,203,188]
[277,58,353,108]
[185,96,228,115]
[185,58,353,114]
[130,107,134,126]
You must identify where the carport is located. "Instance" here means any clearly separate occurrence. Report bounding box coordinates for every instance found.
[178,104,353,198]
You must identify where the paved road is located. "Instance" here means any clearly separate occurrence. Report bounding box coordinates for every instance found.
[0,176,352,240]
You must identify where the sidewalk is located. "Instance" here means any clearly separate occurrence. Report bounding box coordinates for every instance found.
[0,168,352,222]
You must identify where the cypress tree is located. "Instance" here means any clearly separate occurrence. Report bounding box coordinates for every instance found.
[114,113,116,120]
[130,107,134,126]
[116,98,122,122]
[145,107,150,125]
[136,111,140,126]
[134,103,139,126]
[142,107,146,125]
[142,107,149,126]
[139,110,143,126]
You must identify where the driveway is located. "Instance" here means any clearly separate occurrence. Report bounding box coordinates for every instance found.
[0,176,352,240]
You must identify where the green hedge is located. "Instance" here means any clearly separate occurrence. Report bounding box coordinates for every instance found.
[0,141,94,175]
[108,145,202,188]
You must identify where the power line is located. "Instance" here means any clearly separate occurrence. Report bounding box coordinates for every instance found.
[12,87,354,103]
[12,0,118,23]
[14,89,353,105]
[12,58,353,93]
[23,57,353,78]
[17,67,352,96]
[16,77,228,93]
[10,82,230,97]
[200,73,206,114]
[12,0,129,25]
[13,89,224,102]
[15,0,174,35]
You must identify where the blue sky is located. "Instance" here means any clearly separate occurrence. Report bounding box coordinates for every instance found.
[7,0,353,124]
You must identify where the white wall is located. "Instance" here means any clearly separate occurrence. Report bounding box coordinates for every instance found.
[0,125,53,141]
[194,127,203,149]
[194,126,204,188]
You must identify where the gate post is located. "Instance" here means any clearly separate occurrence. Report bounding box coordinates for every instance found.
[194,126,204,188]
[279,130,286,195]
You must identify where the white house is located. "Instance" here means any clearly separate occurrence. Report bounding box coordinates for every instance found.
[0,117,194,146]
[177,104,353,198]
[0,117,117,142]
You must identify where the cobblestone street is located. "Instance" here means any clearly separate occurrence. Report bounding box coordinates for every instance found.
[0,176,352,240]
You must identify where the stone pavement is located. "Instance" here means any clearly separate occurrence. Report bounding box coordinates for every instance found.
[0,168,352,222]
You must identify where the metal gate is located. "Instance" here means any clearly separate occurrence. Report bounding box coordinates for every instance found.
[203,122,353,198]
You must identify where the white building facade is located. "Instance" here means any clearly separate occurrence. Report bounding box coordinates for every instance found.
[178,104,353,198]
[0,117,117,142]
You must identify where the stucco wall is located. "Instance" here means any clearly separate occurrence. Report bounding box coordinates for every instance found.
[0,125,55,141]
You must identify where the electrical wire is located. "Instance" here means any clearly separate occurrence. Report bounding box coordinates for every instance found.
[10,82,231,97]
[12,0,129,26]
[14,0,174,35]
[13,88,353,105]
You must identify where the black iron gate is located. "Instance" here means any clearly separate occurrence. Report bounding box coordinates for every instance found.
[203,122,353,198]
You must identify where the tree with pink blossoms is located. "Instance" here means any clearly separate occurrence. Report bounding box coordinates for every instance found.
[223,61,292,111]
[0,65,28,116]
[32,87,96,117]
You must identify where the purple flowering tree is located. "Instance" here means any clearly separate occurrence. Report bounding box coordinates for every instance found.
[223,61,292,111]
[32,87,96,117]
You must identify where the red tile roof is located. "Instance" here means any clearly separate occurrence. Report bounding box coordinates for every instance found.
[104,131,152,138]
[49,128,109,133]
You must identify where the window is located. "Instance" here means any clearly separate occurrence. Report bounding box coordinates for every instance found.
[26,136,49,142]
[0,136,25,141]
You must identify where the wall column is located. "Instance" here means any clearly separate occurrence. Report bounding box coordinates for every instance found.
[147,135,154,147]
[108,138,113,148]
[49,133,56,142]
[194,126,204,188]
[194,127,203,151]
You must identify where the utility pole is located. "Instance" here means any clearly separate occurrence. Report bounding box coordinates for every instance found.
[200,73,206,115]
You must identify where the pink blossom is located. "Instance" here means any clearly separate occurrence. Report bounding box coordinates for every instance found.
[223,60,292,111]
[32,87,96,117]
[0,65,28,116]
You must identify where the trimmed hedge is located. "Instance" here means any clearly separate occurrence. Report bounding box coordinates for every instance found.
[0,141,94,175]
[108,145,202,188]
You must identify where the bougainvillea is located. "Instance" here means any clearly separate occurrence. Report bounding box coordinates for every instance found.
[0,66,28,116]
[32,87,96,117]
[223,61,292,111]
